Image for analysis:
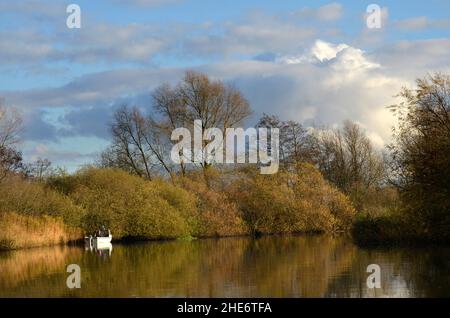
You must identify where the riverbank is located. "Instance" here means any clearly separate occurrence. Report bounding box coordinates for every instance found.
[2,211,449,252]
[1,164,446,251]
[0,220,342,252]
[0,212,82,251]
[0,165,357,251]
[351,214,450,247]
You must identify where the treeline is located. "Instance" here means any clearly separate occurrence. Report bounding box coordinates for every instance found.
[0,72,449,249]
[0,164,356,250]
[353,74,450,244]
[93,72,393,238]
[97,72,392,211]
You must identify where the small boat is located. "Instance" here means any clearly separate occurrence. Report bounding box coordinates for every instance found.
[93,230,112,245]
[85,229,112,249]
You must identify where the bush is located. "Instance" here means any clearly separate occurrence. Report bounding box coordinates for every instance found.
[227,164,356,235]
[351,211,426,246]
[47,167,248,239]
[178,171,248,237]
[151,179,199,234]
[0,176,85,227]
[0,164,358,248]
[67,168,191,239]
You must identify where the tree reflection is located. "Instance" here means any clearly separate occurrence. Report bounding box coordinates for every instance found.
[0,236,448,297]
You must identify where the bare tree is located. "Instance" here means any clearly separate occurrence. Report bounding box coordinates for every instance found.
[315,120,385,207]
[256,114,318,168]
[112,107,153,179]
[152,83,190,175]
[102,71,252,181]
[180,71,251,132]
[0,102,22,149]
[0,102,24,181]
[153,71,252,173]
[102,106,175,180]
[30,157,53,181]
[0,146,23,181]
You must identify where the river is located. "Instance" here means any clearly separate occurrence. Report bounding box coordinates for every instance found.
[0,235,448,297]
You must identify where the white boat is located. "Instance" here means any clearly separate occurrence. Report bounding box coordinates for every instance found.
[93,231,112,245]
[85,230,112,249]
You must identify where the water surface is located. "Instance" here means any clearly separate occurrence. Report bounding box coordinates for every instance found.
[0,236,448,297]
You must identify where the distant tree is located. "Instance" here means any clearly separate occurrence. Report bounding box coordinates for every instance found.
[100,106,174,180]
[0,102,24,181]
[102,71,253,182]
[29,157,53,181]
[388,73,450,239]
[152,83,190,175]
[153,71,252,174]
[0,102,22,149]
[315,120,385,209]
[256,114,318,168]
[0,146,24,181]
[255,115,385,208]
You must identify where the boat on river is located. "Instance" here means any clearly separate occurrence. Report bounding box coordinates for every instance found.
[85,229,112,250]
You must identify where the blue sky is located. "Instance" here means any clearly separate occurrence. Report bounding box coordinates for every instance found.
[1,0,450,171]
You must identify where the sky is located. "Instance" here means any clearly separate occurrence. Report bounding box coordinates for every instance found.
[1,0,450,171]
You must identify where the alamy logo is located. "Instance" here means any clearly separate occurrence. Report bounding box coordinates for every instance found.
[366,264,381,289]
[66,264,81,289]
[366,4,382,29]
[171,120,280,174]
[66,4,81,29]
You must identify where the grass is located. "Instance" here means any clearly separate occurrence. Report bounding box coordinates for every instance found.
[0,212,82,251]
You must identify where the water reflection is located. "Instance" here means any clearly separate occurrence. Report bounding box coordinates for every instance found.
[0,236,448,297]
[85,241,113,258]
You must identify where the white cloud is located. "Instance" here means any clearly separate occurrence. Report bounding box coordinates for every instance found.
[0,30,56,65]
[6,38,450,152]
[316,3,343,21]
[205,39,450,146]
[0,23,177,66]
[182,13,317,58]
[394,16,450,31]
[311,40,349,62]
[0,5,343,68]
[277,40,350,64]
[293,3,343,22]
[26,143,96,163]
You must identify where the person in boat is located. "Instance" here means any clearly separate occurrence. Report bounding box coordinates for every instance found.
[97,225,109,237]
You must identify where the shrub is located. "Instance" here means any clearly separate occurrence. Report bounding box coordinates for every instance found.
[151,179,199,234]
[178,172,248,237]
[48,167,248,239]
[227,164,356,235]
[67,168,191,239]
[351,212,425,246]
[0,176,85,227]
